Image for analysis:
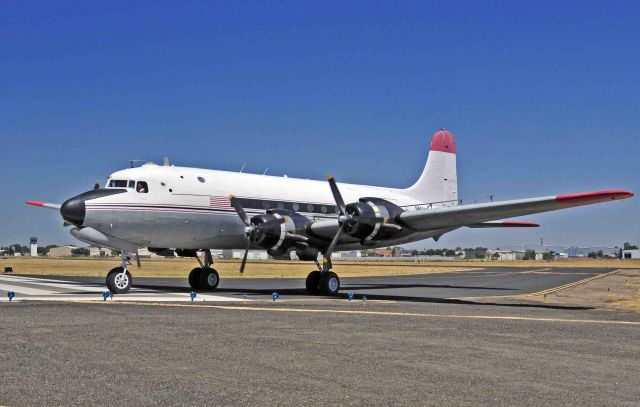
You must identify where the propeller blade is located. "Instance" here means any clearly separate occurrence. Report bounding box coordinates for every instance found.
[135,252,141,267]
[327,176,347,215]
[229,195,251,226]
[324,226,343,262]
[239,240,250,274]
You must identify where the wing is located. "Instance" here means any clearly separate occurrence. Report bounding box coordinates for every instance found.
[399,190,633,231]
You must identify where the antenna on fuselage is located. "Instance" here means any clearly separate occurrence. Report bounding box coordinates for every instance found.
[129,159,145,168]
[263,167,269,175]
[163,157,170,166]
[239,163,246,173]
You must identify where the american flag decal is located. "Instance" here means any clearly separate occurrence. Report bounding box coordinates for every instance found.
[209,195,232,208]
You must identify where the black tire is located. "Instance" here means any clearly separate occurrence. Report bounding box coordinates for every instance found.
[188,267,203,290]
[199,268,220,291]
[106,267,132,294]
[319,271,340,295]
[305,270,322,294]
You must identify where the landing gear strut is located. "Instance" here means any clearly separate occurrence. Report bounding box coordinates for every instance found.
[306,257,340,295]
[106,255,133,294]
[188,250,220,291]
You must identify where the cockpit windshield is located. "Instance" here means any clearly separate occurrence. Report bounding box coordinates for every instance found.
[108,180,128,188]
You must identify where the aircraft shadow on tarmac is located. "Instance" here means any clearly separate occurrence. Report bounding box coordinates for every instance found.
[131,282,592,311]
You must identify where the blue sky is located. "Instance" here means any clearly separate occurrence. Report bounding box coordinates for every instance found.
[1,0,638,249]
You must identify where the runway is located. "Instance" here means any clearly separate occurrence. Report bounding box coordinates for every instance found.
[0,266,618,304]
[1,266,639,405]
[1,300,639,406]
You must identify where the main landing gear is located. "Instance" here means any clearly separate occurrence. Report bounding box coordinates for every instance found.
[305,258,340,295]
[188,250,220,291]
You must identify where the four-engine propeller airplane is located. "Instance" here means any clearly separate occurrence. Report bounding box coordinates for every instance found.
[27,129,633,295]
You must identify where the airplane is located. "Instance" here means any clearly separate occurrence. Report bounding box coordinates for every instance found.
[26,129,633,295]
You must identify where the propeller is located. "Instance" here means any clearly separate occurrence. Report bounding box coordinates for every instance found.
[229,195,286,273]
[324,176,396,262]
[324,176,348,263]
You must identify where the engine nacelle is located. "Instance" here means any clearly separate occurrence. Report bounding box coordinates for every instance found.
[70,227,138,252]
[248,209,312,257]
[295,246,320,261]
[343,198,404,241]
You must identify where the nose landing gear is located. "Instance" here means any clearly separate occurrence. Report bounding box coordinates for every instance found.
[106,255,133,294]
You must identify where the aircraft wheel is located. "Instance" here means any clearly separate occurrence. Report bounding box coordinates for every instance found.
[199,268,220,291]
[305,270,322,295]
[319,271,340,295]
[106,267,132,294]
[188,267,203,290]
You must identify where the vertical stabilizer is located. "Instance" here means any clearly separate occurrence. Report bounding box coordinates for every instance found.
[405,129,458,205]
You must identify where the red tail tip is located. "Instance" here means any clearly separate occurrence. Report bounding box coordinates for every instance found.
[430,129,456,154]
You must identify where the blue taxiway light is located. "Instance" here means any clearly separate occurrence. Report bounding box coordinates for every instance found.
[7,291,15,301]
[102,291,110,301]
[272,292,279,301]
[190,291,197,301]
[347,291,355,301]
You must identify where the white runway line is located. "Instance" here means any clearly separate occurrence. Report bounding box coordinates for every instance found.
[0,275,81,284]
[0,275,243,302]
[0,283,58,295]
[2,294,245,303]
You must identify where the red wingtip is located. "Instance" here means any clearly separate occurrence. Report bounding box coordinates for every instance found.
[26,200,44,207]
[430,128,456,154]
[501,221,540,227]
[556,190,634,205]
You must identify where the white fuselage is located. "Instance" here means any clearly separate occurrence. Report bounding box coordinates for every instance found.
[81,163,444,251]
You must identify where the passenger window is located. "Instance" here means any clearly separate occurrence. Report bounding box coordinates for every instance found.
[128,180,135,188]
[136,181,149,193]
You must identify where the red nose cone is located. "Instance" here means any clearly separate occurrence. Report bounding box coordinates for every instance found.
[430,128,456,154]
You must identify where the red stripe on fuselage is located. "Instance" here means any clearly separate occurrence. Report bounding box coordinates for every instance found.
[26,200,44,207]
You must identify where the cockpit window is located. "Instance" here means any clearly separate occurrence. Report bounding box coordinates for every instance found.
[108,180,128,188]
[136,181,149,193]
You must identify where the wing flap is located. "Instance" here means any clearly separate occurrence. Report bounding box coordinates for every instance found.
[399,190,633,231]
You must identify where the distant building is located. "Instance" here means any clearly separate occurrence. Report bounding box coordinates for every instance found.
[48,246,76,257]
[331,251,362,259]
[369,248,400,257]
[222,249,269,260]
[30,237,38,257]
[487,250,543,261]
[622,249,640,259]
[89,247,112,257]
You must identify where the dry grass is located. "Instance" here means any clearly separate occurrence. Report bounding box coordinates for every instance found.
[395,258,640,268]
[1,257,636,279]
[0,257,468,279]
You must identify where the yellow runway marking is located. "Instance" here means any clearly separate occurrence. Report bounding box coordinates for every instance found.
[524,269,621,296]
[93,301,640,326]
[459,269,621,300]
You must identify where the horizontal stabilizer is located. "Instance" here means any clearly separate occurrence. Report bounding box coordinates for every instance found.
[467,221,539,228]
[26,200,61,210]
